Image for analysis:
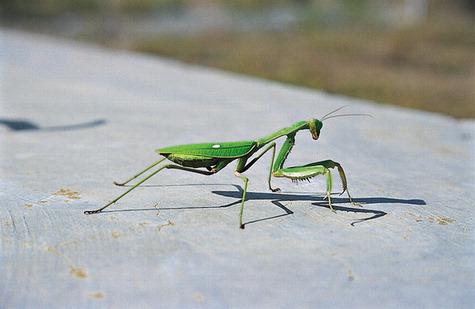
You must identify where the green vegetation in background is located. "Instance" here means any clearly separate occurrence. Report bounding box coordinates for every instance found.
[0,0,184,16]
[133,17,474,118]
[8,0,473,15]
[2,0,474,118]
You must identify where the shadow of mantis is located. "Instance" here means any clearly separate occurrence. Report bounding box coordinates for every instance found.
[101,183,426,228]
[0,118,106,132]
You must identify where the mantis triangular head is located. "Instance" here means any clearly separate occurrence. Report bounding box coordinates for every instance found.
[308,119,323,140]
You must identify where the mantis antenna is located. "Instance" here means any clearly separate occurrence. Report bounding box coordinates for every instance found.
[322,113,373,121]
[320,105,348,121]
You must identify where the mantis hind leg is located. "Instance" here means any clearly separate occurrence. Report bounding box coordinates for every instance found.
[84,164,219,215]
[113,157,167,186]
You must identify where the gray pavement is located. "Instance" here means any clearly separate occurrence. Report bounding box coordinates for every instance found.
[1,29,474,308]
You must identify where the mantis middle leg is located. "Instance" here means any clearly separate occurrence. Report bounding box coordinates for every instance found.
[232,135,302,226]
[236,142,279,192]
[233,142,278,229]
[234,171,249,229]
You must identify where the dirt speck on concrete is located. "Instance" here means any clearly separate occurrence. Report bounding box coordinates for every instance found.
[408,213,455,225]
[111,231,121,238]
[46,245,87,279]
[192,291,205,303]
[157,220,175,231]
[433,216,455,225]
[153,202,160,216]
[70,266,87,279]
[139,222,150,228]
[54,188,80,200]
[90,292,104,299]
[347,270,355,281]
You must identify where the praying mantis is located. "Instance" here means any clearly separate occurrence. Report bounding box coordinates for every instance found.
[85,107,367,228]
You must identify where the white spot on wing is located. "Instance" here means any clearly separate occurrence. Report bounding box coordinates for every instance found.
[212,144,221,148]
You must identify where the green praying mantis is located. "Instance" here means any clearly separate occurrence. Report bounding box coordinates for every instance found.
[85,107,368,228]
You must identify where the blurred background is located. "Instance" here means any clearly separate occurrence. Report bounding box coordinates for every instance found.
[1,0,474,118]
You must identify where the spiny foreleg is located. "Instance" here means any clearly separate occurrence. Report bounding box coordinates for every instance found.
[306,160,361,206]
[272,160,361,211]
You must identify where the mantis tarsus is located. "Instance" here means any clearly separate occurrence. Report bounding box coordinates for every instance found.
[85,107,368,229]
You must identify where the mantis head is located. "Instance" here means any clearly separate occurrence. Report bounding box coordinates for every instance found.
[308,119,323,140]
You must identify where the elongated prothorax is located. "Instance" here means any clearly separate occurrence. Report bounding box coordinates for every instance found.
[256,120,308,146]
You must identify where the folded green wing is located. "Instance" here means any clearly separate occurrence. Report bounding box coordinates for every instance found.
[157,141,256,158]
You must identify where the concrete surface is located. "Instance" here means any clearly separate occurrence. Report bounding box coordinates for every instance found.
[1,30,474,308]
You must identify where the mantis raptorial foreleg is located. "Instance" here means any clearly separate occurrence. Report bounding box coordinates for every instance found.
[272,134,295,172]
[273,164,336,211]
[301,160,361,207]
[266,133,359,210]
[273,160,361,211]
